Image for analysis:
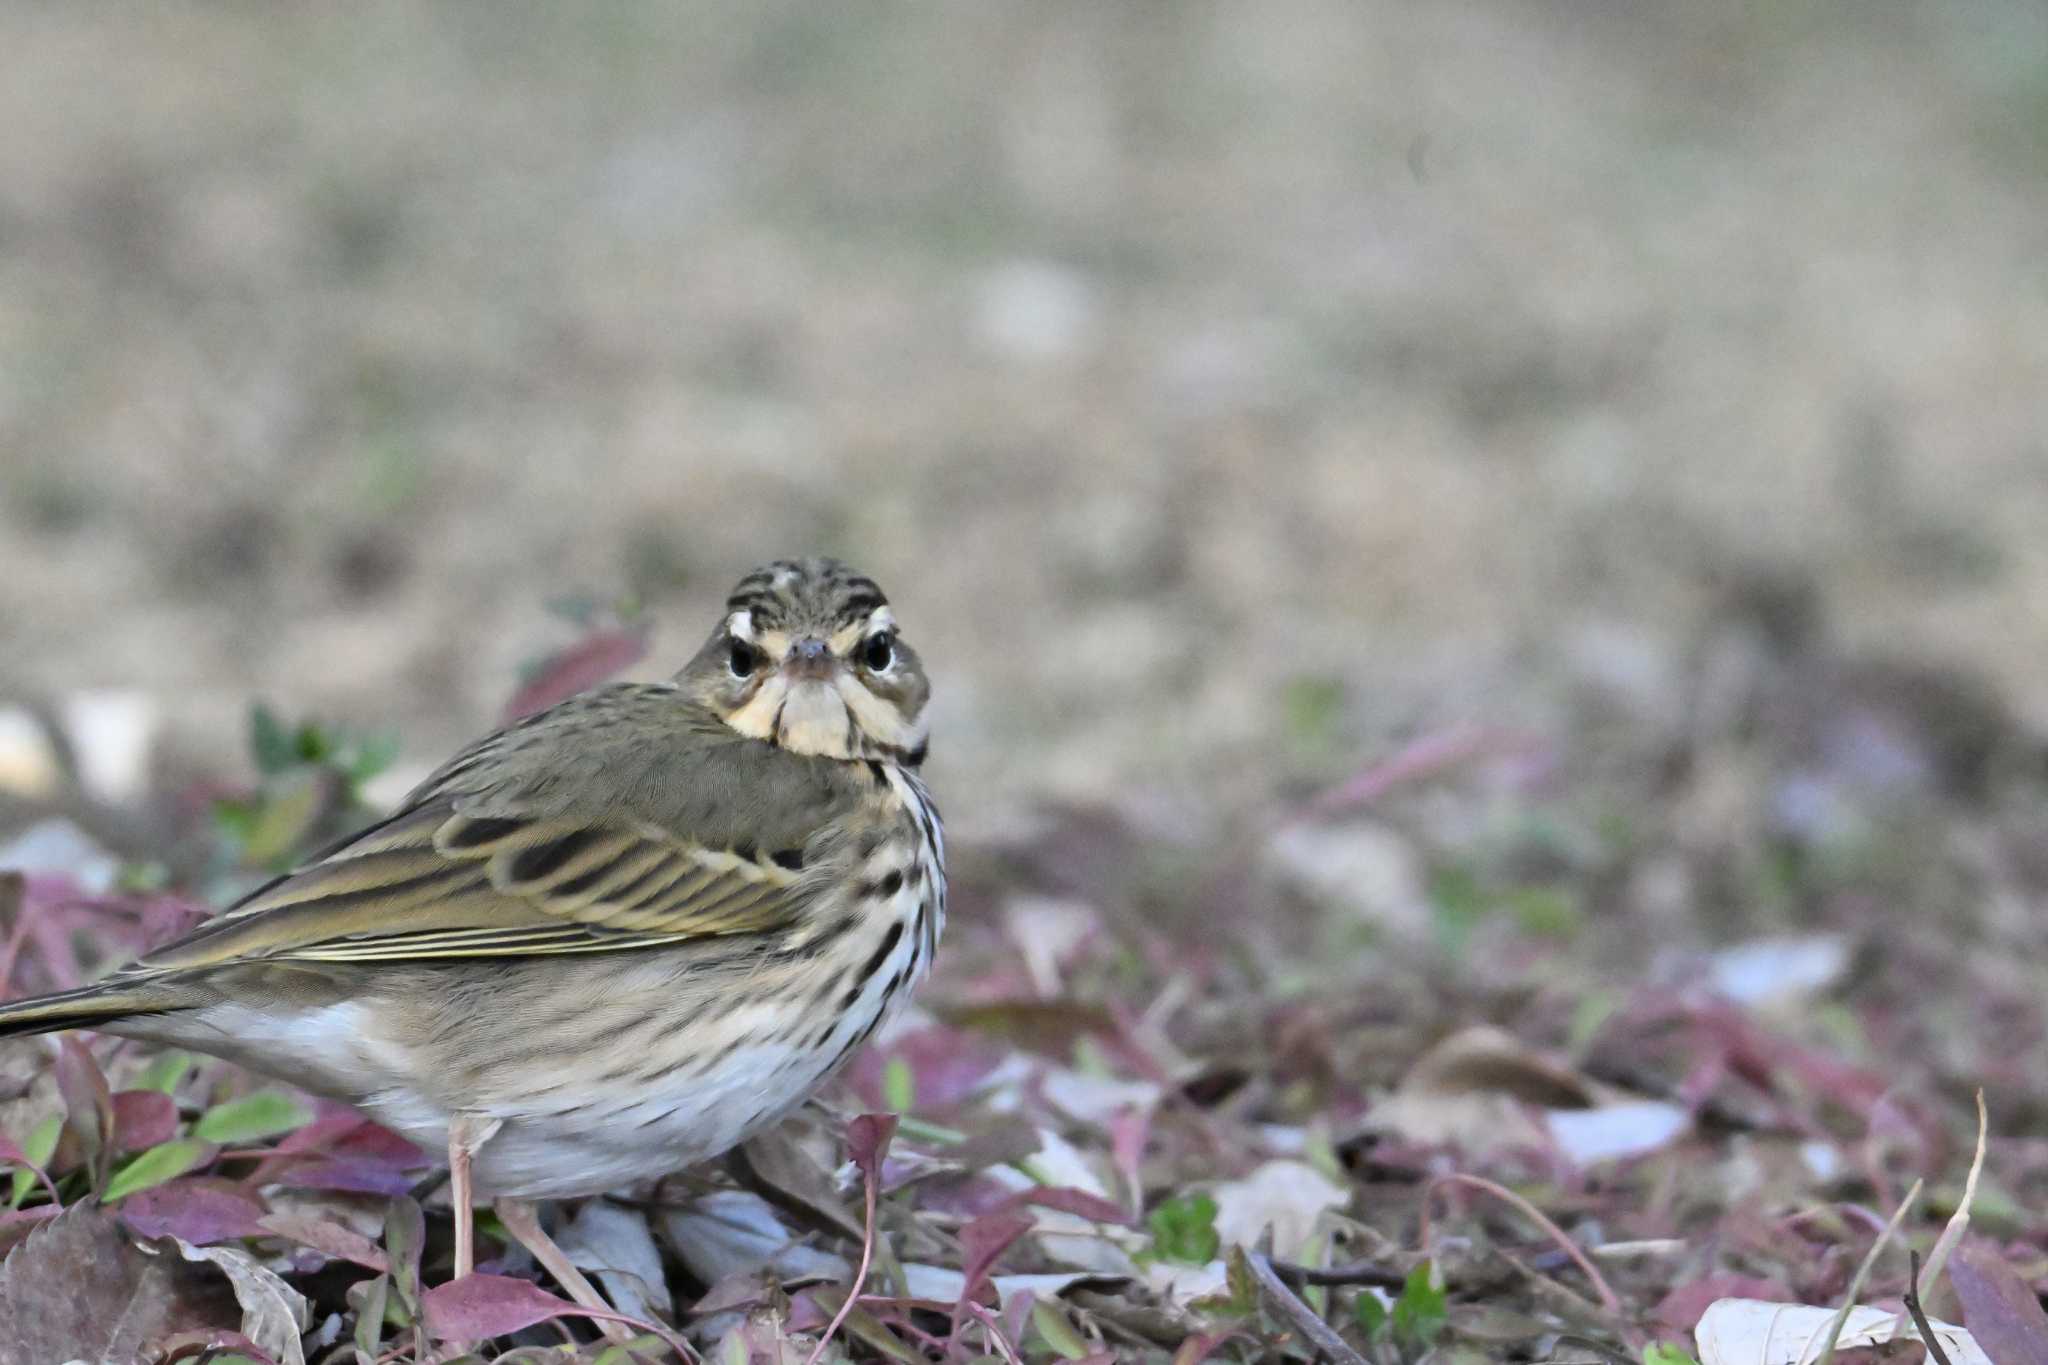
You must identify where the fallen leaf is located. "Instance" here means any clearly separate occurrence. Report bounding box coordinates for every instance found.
[1545,1100,1690,1166]
[731,1122,864,1241]
[173,1238,310,1365]
[958,1212,1034,1302]
[109,1090,179,1154]
[422,1272,621,1341]
[257,1209,389,1271]
[1707,935,1850,1008]
[0,1204,238,1365]
[1210,1161,1350,1257]
[53,1037,113,1191]
[660,1190,848,1286]
[501,626,650,722]
[119,1180,270,1244]
[1950,1242,2048,1365]
[1693,1297,1993,1365]
[1374,1025,1687,1163]
[558,1200,672,1324]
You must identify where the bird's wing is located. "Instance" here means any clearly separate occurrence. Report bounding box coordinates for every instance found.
[129,796,817,970]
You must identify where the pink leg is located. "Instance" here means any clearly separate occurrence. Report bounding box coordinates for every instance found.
[446,1114,501,1279]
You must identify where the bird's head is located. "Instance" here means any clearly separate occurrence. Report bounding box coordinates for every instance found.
[681,558,930,764]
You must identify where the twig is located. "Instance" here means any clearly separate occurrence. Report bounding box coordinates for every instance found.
[1293,725,1537,823]
[1266,1258,1406,1290]
[1811,1176,1920,1365]
[1906,1250,1956,1365]
[1421,1172,1622,1319]
[802,1142,882,1365]
[1244,1251,1372,1365]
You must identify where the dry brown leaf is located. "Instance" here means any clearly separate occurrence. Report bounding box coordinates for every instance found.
[0,1205,237,1365]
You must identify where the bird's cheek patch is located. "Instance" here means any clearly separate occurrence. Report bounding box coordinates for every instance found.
[723,679,787,741]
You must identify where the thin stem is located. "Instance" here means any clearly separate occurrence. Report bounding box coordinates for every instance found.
[804,1149,881,1365]
[1423,1172,1623,1319]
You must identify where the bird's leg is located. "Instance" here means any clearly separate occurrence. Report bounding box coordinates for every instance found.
[445,1113,501,1279]
[493,1197,634,1346]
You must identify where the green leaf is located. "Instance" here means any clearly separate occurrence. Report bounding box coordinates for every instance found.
[1506,885,1582,939]
[1427,863,1493,956]
[350,1275,389,1358]
[1353,1289,1389,1336]
[248,703,296,774]
[1146,1192,1220,1266]
[135,1050,193,1096]
[1642,1346,1699,1365]
[1391,1260,1447,1348]
[590,1337,680,1365]
[240,773,328,868]
[192,1091,314,1144]
[8,1114,62,1209]
[882,1056,916,1113]
[347,730,401,784]
[103,1138,214,1201]
[294,719,334,764]
[1030,1301,1093,1361]
[1191,1246,1261,1319]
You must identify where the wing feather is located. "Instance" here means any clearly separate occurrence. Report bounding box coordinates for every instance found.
[129,794,812,973]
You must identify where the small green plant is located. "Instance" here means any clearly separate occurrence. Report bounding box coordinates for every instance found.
[1146,1192,1220,1265]
[1355,1260,1448,1357]
[1641,1345,1700,1365]
[213,703,400,873]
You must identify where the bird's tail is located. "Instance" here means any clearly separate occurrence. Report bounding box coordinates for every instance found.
[0,983,174,1039]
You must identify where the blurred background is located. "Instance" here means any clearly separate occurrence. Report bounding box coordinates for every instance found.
[2,1,2047,873]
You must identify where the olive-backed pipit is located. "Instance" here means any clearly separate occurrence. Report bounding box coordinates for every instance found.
[0,557,945,1335]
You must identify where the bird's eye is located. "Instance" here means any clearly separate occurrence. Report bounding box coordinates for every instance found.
[728,639,759,677]
[862,632,895,671]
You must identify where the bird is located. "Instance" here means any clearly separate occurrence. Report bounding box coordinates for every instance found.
[0,557,945,1339]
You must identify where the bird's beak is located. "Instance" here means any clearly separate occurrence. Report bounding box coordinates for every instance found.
[783,637,837,683]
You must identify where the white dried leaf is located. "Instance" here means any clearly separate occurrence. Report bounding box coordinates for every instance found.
[1545,1100,1689,1165]
[1693,1297,1992,1365]
[660,1190,847,1286]
[901,1264,1118,1307]
[1142,1258,1229,1307]
[173,1238,309,1365]
[1038,1069,1162,1126]
[558,1200,672,1322]
[59,690,156,805]
[1708,936,1850,1008]
[1210,1160,1349,1257]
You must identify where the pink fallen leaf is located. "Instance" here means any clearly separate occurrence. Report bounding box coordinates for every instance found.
[53,1037,113,1189]
[846,1026,1005,1112]
[1653,1275,1788,1332]
[995,1185,1136,1227]
[258,1209,389,1271]
[957,1212,1034,1304]
[502,626,650,722]
[1951,1242,2048,1365]
[421,1272,632,1340]
[266,1155,422,1196]
[119,1179,270,1244]
[1174,1328,1246,1364]
[0,1204,240,1365]
[0,1206,59,1257]
[110,1090,179,1154]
